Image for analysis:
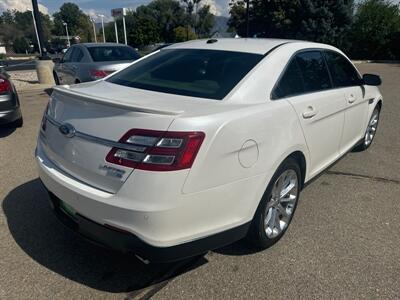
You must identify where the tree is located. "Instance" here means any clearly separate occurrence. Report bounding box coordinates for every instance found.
[181,0,214,37]
[350,0,400,59]
[107,0,214,47]
[0,10,14,24]
[173,26,197,41]
[0,10,53,52]
[148,0,187,41]
[228,0,354,48]
[196,5,215,37]
[124,8,162,47]
[13,37,29,53]
[13,11,53,51]
[52,3,92,42]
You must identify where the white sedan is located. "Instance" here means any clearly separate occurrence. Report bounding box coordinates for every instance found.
[36,38,382,263]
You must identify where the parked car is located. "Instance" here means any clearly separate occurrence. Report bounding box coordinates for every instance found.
[36,38,382,263]
[53,43,141,85]
[0,66,22,127]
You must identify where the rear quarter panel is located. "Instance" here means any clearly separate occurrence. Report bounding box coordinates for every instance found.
[169,100,309,223]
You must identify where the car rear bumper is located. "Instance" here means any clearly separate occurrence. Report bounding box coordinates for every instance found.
[0,93,21,124]
[43,188,250,263]
[36,141,256,262]
[0,107,21,124]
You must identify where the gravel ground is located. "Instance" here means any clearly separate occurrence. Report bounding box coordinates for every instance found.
[9,70,40,90]
[0,63,399,299]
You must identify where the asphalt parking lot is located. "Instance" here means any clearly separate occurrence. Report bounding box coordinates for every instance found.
[1,63,399,299]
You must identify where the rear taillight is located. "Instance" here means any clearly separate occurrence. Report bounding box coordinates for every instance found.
[89,69,114,80]
[106,129,205,171]
[0,77,12,94]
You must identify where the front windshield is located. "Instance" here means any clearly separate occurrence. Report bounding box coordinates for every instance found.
[107,49,263,100]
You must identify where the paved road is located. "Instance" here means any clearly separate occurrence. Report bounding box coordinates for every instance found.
[0,64,399,299]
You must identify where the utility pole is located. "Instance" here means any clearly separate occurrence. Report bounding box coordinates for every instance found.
[246,0,250,38]
[31,0,48,59]
[114,20,119,43]
[31,0,53,85]
[98,14,106,42]
[112,8,127,45]
[63,22,71,47]
[91,18,97,43]
[27,9,41,56]
[122,13,127,45]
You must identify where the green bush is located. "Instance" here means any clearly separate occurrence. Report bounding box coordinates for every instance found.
[349,0,400,59]
[172,26,197,42]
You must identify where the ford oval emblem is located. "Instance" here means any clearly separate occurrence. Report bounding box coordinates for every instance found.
[59,123,76,138]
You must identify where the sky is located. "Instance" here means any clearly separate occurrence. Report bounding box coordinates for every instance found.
[1,0,399,21]
[0,0,231,21]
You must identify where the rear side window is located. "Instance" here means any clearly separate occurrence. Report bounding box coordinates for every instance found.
[71,48,84,62]
[88,46,140,62]
[296,51,332,93]
[324,51,361,87]
[272,59,304,99]
[62,48,74,63]
[107,49,263,100]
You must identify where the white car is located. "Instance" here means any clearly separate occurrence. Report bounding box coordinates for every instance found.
[36,38,382,263]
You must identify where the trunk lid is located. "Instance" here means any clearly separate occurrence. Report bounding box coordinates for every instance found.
[41,82,183,193]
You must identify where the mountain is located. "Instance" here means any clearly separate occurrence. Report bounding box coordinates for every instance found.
[211,16,233,37]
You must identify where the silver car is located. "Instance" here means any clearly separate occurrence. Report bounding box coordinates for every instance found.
[53,43,140,85]
[0,66,22,127]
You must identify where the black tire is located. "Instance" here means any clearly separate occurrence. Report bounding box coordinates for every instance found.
[247,157,301,249]
[14,117,23,128]
[353,106,380,152]
[53,72,60,85]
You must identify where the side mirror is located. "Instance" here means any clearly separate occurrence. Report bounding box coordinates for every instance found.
[363,74,382,86]
[53,57,61,64]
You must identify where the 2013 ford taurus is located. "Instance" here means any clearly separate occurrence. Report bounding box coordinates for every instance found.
[36,39,382,263]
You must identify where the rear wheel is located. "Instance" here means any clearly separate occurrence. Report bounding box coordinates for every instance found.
[354,106,380,151]
[247,158,301,248]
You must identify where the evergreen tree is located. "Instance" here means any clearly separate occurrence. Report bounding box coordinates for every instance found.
[229,0,354,48]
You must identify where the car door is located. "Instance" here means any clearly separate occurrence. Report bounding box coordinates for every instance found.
[57,47,74,84]
[323,50,369,154]
[63,47,84,84]
[273,50,346,178]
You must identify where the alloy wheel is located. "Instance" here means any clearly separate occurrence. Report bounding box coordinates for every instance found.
[264,169,298,238]
[365,110,379,146]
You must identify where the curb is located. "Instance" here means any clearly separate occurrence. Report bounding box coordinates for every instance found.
[17,85,54,94]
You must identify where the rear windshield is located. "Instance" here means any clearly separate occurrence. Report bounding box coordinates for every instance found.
[88,46,140,62]
[107,49,263,100]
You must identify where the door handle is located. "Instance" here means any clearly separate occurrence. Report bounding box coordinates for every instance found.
[348,94,356,103]
[302,106,318,119]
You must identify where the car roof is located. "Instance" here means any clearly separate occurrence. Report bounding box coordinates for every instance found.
[79,43,131,48]
[165,38,309,55]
